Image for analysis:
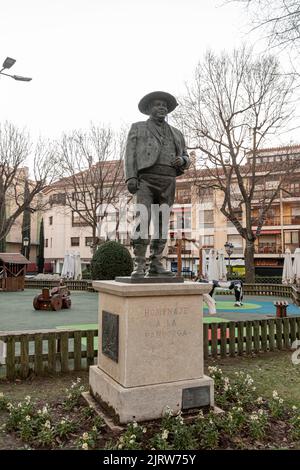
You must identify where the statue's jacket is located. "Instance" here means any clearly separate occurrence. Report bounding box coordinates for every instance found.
[125,119,190,182]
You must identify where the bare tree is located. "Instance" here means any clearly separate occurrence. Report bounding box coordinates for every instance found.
[0,122,59,245]
[174,47,298,282]
[230,0,300,51]
[58,124,126,254]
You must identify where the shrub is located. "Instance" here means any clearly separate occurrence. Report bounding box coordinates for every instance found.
[91,241,133,280]
[81,268,92,280]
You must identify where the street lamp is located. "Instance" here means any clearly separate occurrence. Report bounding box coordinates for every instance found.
[0,57,32,82]
[23,236,29,260]
[224,241,234,276]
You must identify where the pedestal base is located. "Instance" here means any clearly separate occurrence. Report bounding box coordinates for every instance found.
[89,365,214,424]
[115,276,184,284]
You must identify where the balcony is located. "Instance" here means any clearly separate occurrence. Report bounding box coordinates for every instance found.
[175,196,191,205]
[255,244,282,254]
[251,216,280,226]
[284,243,300,253]
[168,246,192,255]
[252,215,300,226]
[284,215,300,225]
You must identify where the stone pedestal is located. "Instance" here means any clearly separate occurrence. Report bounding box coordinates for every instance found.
[89,280,214,423]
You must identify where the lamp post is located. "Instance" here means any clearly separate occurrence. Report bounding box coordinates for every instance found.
[23,236,29,260]
[0,57,32,82]
[224,241,234,276]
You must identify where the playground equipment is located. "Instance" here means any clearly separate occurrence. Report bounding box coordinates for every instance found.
[0,253,30,291]
[33,285,71,311]
[196,278,244,314]
[274,300,289,318]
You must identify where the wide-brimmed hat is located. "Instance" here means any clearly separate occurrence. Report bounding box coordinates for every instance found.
[138,91,178,115]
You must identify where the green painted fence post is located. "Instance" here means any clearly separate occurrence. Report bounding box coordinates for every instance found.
[34,333,43,376]
[86,330,96,368]
[283,318,290,349]
[253,321,260,353]
[229,322,236,357]
[47,333,57,374]
[211,323,218,358]
[220,323,227,358]
[261,320,268,352]
[6,336,15,380]
[74,331,82,371]
[276,319,283,350]
[268,319,275,351]
[237,321,244,356]
[20,335,29,379]
[60,332,69,372]
[290,317,297,344]
[245,321,252,355]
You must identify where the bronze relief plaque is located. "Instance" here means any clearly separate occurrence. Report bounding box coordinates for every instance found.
[182,386,210,409]
[102,310,119,363]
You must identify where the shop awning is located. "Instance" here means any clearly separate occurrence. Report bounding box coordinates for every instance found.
[257,230,281,235]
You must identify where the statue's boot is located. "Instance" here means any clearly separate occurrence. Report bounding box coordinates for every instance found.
[146,240,175,277]
[131,243,147,279]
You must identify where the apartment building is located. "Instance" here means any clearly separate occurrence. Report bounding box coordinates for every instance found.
[41,145,300,276]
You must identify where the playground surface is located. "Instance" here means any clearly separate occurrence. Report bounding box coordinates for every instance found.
[1,289,300,332]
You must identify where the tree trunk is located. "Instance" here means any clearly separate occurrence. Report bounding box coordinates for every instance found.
[0,201,6,252]
[244,239,255,283]
[37,219,45,273]
[92,224,98,256]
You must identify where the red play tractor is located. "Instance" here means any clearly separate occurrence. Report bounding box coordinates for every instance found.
[33,286,71,311]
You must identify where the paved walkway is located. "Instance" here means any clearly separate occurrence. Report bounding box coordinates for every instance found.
[1,290,300,332]
[204,295,300,321]
[0,289,98,331]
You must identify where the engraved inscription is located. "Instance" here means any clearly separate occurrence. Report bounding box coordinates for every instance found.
[182,386,210,409]
[144,306,189,317]
[143,306,191,339]
[102,310,119,363]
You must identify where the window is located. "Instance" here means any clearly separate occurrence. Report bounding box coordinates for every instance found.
[284,231,299,245]
[175,188,191,204]
[85,237,93,246]
[49,192,66,206]
[288,183,300,196]
[72,211,89,226]
[203,210,214,228]
[72,191,90,202]
[175,209,191,230]
[227,235,243,253]
[202,235,214,247]
[45,239,48,248]
[71,237,80,247]
[49,216,53,225]
[198,187,213,200]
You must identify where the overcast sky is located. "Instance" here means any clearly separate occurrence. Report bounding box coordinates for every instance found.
[0,0,296,145]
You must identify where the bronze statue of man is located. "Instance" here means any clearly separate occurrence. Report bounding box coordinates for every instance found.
[125,91,190,278]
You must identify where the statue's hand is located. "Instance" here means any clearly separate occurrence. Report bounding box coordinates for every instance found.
[171,156,185,168]
[127,178,138,194]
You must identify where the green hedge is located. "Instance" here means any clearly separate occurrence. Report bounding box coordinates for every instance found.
[91,241,133,280]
